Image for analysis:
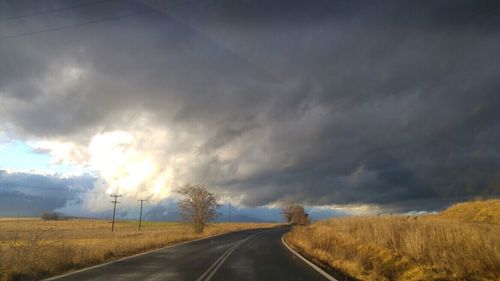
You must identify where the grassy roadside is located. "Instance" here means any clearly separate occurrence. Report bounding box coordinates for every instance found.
[0,219,276,281]
[285,199,500,281]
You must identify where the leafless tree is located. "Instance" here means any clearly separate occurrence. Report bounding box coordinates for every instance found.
[177,184,221,233]
[291,204,310,225]
[281,201,300,223]
[281,201,310,225]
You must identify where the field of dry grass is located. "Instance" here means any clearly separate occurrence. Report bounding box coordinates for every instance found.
[0,219,276,281]
[285,199,500,281]
[439,199,500,224]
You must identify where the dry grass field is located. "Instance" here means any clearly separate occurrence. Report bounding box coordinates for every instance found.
[0,219,276,281]
[285,199,500,281]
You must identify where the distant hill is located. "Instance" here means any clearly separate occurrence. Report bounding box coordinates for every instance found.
[0,191,66,217]
[214,214,269,223]
[439,199,500,224]
[143,206,180,222]
[143,205,271,222]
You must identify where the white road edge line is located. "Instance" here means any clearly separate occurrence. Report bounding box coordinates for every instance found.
[281,233,338,281]
[41,230,246,281]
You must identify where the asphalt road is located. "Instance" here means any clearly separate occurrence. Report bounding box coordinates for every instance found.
[43,226,332,281]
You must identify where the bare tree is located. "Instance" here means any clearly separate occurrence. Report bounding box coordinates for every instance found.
[177,184,221,233]
[291,205,310,225]
[281,201,300,223]
[281,201,310,225]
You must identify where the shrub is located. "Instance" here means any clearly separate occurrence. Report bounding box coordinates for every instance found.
[41,212,59,220]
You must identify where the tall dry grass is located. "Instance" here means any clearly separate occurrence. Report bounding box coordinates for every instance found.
[439,199,500,224]
[0,219,275,281]
[286,201,500,281]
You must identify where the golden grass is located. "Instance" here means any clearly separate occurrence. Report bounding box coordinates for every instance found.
[285,200,500,281]
[439,199,500,224]
[0,219,276,281]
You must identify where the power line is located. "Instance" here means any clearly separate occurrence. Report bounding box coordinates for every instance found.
[0,0,115,23]
[0,0,211,42]
[0,9,154,42]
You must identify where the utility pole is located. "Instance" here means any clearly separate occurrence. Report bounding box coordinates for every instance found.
[228,202,232,223]
[138,199,148,231]
[110,194,121,232]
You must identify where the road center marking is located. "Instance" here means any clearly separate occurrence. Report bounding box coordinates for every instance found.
[196,231,265,281]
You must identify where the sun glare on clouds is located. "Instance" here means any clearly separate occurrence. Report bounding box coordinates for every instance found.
[27,126,177,204]
[87,130,175,200]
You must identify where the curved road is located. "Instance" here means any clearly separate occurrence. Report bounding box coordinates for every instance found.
[43,226,333,281]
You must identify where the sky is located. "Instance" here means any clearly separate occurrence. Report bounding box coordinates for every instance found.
[0,0,499,220]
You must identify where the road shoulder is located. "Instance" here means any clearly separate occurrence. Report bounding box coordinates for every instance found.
[281,233,338,281]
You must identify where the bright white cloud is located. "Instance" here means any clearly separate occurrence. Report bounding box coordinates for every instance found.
[311,204,384,216]
[88,130,174,200]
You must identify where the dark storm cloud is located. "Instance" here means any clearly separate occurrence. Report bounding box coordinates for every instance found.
[0,0,498,211]
[0,170,96,215]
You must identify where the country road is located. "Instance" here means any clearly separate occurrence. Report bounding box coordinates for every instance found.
[42,226,336,281]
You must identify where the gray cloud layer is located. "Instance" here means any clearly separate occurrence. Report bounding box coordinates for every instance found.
[0,170,95,216]
[0,0,499,211]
